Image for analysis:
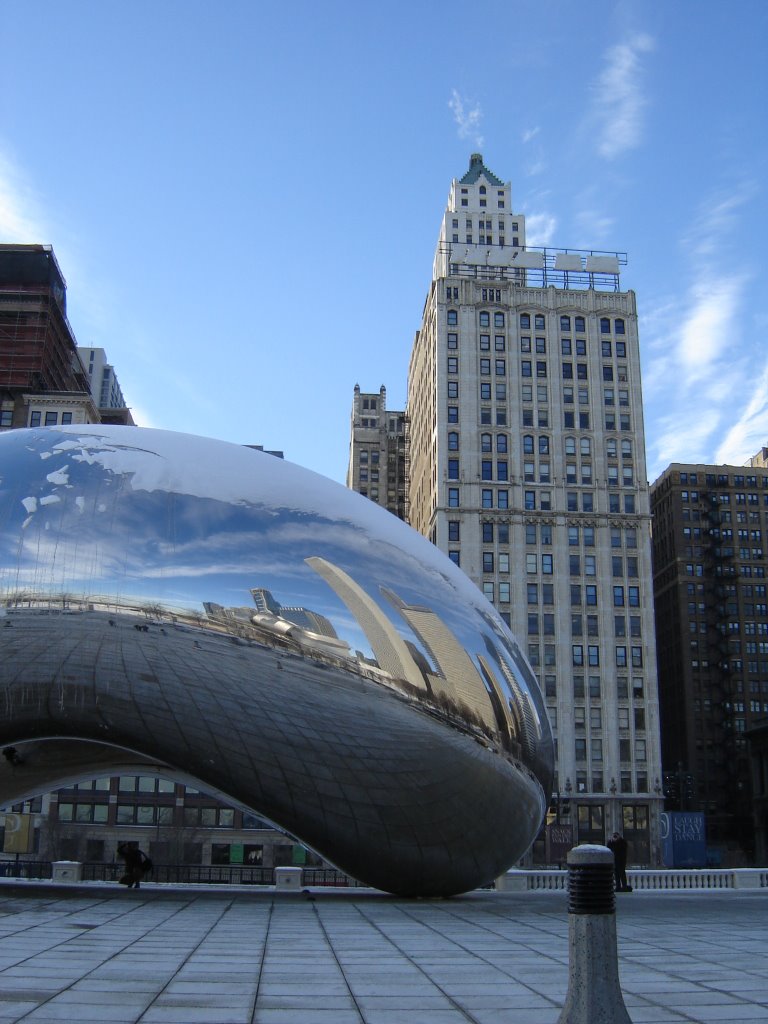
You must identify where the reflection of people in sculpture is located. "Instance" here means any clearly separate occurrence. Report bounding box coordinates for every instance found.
[117,842,151,889]
[607,832,631,892]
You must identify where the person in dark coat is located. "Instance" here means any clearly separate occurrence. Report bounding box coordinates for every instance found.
[117,842,151,889]
[607,832,631,891]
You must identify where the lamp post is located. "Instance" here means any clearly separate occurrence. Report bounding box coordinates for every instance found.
[547,779,574,866]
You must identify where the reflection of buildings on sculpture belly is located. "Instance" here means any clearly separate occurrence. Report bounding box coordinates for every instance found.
[305,556,428,692]
[2,581,540,767]
[250,587,338,639]
[305,556,541,759]
[201,595,498,746]
[203,601,354,662]
[216,573,530,757]
[381,587,500,727]
[201,587,546,793]
[0,600,544,895]
[204,556,544,762]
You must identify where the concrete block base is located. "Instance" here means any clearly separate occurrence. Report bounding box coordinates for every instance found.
[275,866,303,890]
[51,861,82,882]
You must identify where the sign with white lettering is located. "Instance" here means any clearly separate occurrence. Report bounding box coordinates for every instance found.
[545,824,574,865]
[660,811,706,867]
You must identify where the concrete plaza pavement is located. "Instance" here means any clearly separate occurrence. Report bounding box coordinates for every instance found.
[0,881,765,1024]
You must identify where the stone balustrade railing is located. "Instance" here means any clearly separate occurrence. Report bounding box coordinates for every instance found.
[497,867,768,891]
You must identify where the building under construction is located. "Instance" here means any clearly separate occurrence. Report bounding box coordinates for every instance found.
[0,243,132,428]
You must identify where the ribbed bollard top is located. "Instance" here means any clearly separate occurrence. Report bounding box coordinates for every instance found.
[566,844,615,915]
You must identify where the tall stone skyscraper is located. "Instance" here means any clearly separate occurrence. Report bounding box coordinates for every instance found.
[406,154,662,861]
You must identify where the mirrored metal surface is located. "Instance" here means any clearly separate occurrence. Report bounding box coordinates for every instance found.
[0,426,553,895]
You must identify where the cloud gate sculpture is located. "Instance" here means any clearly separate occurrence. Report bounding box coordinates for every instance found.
[0,426,553,896]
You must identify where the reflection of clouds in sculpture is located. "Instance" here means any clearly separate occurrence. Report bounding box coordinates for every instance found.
[9,476,472,668]
[44,430,473,595]
[17,434,459,584]
[0,426,553,894]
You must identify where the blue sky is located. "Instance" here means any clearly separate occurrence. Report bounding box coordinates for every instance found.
[0,0,765,485]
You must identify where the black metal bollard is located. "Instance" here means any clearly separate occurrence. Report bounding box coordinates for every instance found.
[556,844,632,1024]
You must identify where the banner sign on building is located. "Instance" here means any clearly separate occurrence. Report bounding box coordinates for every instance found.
[545,824,574,865]
[660,811,706,867]
[2,812,33,854]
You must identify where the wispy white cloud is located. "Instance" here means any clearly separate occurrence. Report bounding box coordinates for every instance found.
[520,125,545,175]
[644,284,745,478]
[575,207,615,245]
[0,152,49,241]
[652,411,720,473]
[643,183,758,480]
[715,361,768,465]
[680,187,755,261]
[676,276,746,378]
[638,299,678,392]
[0,149,115,352]
[448,89,484,148]
[593,33,654,160]
[572,186,616,245]
[524,212,557,247]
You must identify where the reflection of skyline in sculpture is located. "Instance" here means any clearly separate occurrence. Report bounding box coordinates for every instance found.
[204,569,534,754]
[306,556,428,693]
[302,558,536,753]
[203,595,354,664]
[481,637,540,761]
[381,587,495,727]
[250,587,338,639]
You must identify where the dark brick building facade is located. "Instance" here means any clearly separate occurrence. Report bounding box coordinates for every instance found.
[651,460,768,864]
